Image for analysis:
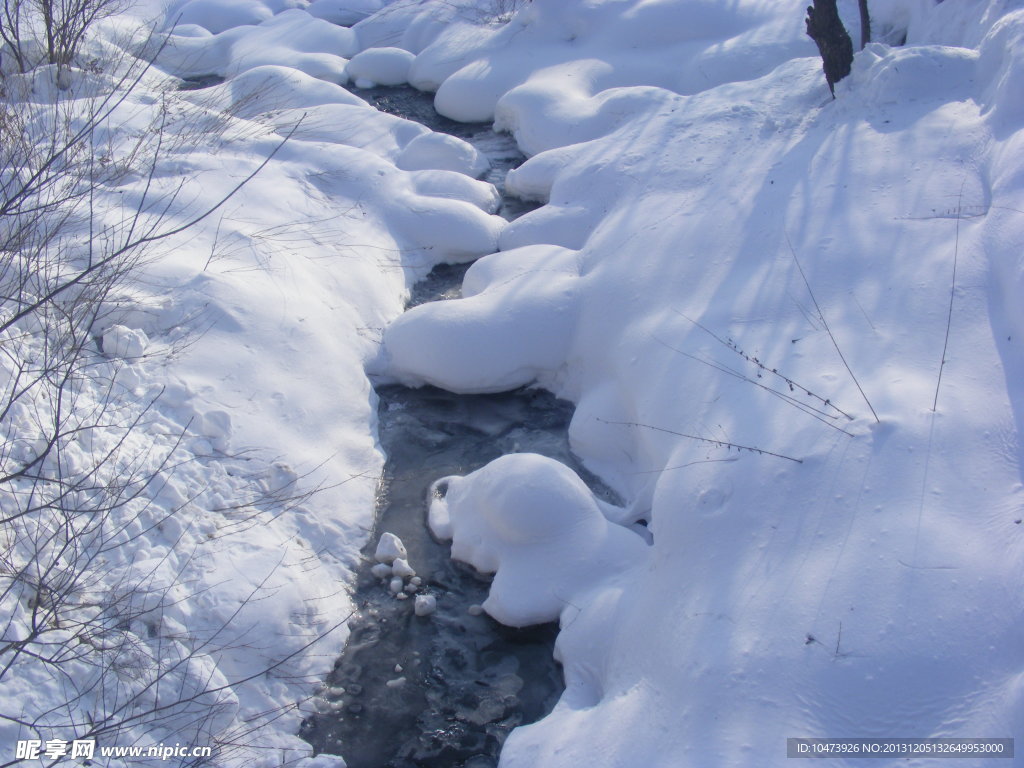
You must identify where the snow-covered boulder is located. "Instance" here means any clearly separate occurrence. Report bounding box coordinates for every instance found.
[395,132,490,178]
[102,325,149,359]
[428,453,647,627]
[374,531,407,564]
[345,46,415,87]
[414,593,436,616]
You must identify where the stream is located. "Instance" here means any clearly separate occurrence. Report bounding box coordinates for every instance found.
[298,87,610,768]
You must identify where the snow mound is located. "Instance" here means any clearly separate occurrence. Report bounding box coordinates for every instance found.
[101,325,149,359]
[158,8,356,79]
[345,46,415,87]
[396,131,491,178]
[407,169,501,213]
[354,0,470,58]
[225,10,355,79]
[977,10,1024,133]
[189,65,367,116]
[307,0,383,27]
[383,245,580,392]
[171,0,274,34]
[374,531,407,564]
[428,453,647,627]
[848,42,978,106]
[387,189,505,263]
[498,203,596,251]
[404,0,813,123]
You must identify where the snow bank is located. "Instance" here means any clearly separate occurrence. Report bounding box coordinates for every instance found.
[384,244,580,392]
[374,0,1024,766]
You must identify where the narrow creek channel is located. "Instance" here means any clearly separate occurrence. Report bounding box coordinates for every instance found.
[299,87,611,768]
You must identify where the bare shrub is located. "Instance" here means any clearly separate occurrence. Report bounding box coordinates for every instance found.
[0,0,128,75]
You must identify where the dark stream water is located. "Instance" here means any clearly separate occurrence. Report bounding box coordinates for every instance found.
[299,87,604,768]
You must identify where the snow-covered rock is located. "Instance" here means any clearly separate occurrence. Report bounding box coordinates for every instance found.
[374,532,407,564]
[101,325,149,359]
[391,557,415,579]
[345,46,415,87]
[414,593,436,616]
[395,132,490,178]
[429,453,647,627]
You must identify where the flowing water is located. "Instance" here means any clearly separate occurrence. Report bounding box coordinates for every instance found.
[300,87,606,768]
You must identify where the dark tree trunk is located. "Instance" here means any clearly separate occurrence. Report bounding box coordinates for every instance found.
[858,0,871,49]
[805,0,854,97]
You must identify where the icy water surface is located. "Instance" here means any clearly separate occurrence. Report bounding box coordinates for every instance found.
[302,386,585,767]
[300,87,597,767]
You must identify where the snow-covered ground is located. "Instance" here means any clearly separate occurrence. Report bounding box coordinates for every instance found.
[378,2,1024,765]
[3,0,1024,765]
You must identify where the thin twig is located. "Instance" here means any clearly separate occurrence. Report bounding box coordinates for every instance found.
[672,311,855,421]
[596,418,803,463]
[933,180,964,412]
[786,235,879,423]
[652,335,855,436]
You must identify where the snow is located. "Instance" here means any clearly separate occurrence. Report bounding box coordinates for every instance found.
[391,557,416,578]
[374,531,408,564]
[306,0,383,27]
[395,131,491,177]
[371,0,1024,766]
[414,593,437,616]
[171,0,275,34]
[429,453,648,627]
[102,324,150,359]
[1,0,513,763]
[7,0,1024,765]
[370,562,392,579]
[383,244,581,392]
[345,45,415,87]
[154,10,357,79]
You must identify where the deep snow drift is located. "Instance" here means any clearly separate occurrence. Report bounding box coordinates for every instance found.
[4,0,1023,765]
